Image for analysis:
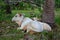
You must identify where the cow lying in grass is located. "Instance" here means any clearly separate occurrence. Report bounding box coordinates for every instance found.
[12,13,52,34]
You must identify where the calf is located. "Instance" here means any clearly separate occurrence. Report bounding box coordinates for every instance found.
[12,13,52,34]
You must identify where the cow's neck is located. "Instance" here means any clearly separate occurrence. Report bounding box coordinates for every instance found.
[16,21,21,26]
[16,18,24,26]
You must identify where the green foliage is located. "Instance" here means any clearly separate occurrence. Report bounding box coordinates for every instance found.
[55,0,60,8]
[0,9,60,40]
[55,8,60,25]
[0,0,60,40]
[0,0,60,11]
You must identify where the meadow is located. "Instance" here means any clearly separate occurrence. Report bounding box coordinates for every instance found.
[0,8,60,40]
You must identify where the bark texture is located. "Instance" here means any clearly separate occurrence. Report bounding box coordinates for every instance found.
[42,0,55,27]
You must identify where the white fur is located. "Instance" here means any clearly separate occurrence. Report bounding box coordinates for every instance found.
[12,13,52,33]
[32,17,40,21]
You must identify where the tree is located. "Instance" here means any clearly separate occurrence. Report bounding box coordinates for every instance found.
[5,0,11,14]
[42,0,55,27]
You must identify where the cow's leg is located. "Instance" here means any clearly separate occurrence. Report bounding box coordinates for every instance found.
[29,30,35,34]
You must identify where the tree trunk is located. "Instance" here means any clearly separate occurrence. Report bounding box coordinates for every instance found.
[5,0,11,14]
[6,5,11,14]
[42,0,55,27]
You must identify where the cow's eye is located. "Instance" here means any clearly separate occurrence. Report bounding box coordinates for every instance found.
[15,15,17,17]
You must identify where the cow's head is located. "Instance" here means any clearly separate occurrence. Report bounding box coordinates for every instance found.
[12,13,24,26]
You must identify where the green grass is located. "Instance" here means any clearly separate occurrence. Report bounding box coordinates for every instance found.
[55,8,60,25]
[0,9,60,40]
[0,9,41,40]
[12,9,41,18]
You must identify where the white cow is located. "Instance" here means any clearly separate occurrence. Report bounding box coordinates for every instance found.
[32,17,40,21]
[12,13,51,34]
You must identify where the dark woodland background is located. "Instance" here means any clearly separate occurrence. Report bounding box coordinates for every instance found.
[0,0,60,40]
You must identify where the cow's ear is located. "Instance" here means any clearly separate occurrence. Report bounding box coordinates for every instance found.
[19,14,22,17]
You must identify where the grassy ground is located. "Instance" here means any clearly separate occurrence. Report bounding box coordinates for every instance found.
[0,9,60,40]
